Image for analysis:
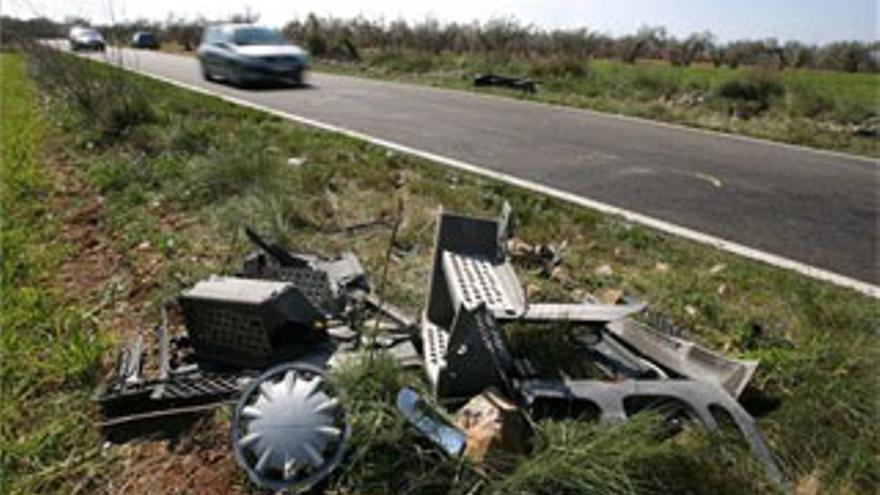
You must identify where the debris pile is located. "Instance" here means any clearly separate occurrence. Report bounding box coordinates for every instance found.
[97,203,784,491]
[473,73,539,94]
[97,228,415,491]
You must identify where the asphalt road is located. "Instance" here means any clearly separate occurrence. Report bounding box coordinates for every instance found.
[84,48,878,286]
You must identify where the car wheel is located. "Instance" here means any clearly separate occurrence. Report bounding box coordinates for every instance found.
[201,63,214,82]
[289,69,304,88]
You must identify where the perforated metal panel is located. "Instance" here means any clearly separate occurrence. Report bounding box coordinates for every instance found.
[443,252,515,314]
[422,319,449,386]
[184,304,272,357]
[266,266,334,310]
[179,277,325,368]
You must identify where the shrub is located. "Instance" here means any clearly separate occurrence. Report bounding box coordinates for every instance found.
[715,71,785,118]
[716,72,785,103]
[791,87,836,118]
[23,43,156,138]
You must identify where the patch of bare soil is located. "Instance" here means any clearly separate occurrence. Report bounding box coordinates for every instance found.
[48,152,241,494]
[51,149,147,335]
[102,414,244,495]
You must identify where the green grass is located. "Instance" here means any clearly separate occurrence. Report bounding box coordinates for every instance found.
[4,48,879,494]
[315,51,880,157]
[0,54,109,494]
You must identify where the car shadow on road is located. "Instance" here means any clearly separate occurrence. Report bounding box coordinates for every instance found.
[216,80,318,92]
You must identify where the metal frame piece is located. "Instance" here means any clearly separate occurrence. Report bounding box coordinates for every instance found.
[360,291,418,332]
[111,333,143,387]
[605,319,758,398]
[151,307,171,399]
[425,304,516,399]
[517,379,783,483]
[440,305,515,398]
[573,326,667,379]
[98,372,252,428]
[508,302,645,323]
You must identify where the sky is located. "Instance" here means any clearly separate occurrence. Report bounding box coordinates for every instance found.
[4,0,878,44]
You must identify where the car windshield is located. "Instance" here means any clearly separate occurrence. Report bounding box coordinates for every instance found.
[232,27,286,46]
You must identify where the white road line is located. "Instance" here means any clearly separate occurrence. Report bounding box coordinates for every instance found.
[78,51,880,298]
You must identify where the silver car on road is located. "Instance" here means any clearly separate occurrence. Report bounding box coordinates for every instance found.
[197,24,308,87]
[68,26,106,52]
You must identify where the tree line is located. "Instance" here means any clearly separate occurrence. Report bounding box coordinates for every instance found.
[3,14,878,73]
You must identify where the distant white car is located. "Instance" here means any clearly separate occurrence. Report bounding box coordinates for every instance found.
[69,27,106,52]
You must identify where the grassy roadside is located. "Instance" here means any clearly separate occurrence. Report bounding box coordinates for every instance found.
[314,52,879,158]
[0,54,108,494]
[4,48,878,494]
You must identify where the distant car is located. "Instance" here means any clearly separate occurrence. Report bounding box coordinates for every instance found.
[197,24,308,87]
[131,31,160,50]
[68,26,106,52]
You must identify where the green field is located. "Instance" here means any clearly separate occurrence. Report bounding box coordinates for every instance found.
[316,51,880,157]
[2,50,878,494]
